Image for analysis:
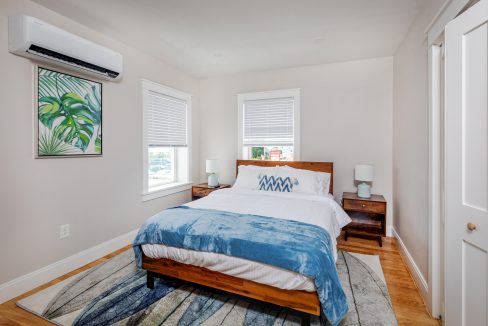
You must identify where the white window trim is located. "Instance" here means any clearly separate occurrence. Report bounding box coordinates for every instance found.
[237,88,300,160]
[142,79,192,201]
[142,182,193,202]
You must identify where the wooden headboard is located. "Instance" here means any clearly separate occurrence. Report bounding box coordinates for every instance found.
[236,160,334,194]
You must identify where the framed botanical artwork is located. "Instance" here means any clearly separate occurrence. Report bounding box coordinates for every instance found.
[36,67,102,157]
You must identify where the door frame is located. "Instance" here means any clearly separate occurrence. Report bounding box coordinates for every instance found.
[427,0,479,320]
[428,42,444,319]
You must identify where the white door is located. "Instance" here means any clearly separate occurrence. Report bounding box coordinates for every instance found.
[445,0,488,325]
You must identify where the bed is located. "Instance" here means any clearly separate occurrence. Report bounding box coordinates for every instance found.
[133,160,351,325]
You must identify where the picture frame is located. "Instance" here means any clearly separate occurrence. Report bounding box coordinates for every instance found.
[35,66,103,158]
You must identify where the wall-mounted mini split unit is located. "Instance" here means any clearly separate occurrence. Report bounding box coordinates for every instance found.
[8,15,123,81]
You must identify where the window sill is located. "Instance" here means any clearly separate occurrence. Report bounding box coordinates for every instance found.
[142,182,192,202]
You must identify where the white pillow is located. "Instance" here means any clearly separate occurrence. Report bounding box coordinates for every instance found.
[233,164,331,195]
[233,165,278,190]
[279,166,331,195]
[261,167,314,194]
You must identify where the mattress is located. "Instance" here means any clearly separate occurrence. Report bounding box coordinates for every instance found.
[141,188,350,292]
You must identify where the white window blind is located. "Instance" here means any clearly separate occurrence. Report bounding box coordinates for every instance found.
[146,90,187,147]
[243,97,294,146]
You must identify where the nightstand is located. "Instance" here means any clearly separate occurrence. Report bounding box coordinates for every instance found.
[192,183,231,200]
[342,192,387,246]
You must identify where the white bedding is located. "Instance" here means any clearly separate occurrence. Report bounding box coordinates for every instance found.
[142,188,350,292]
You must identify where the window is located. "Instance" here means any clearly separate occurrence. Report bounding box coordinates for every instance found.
[142,80,191,201]
[238,89,300,161]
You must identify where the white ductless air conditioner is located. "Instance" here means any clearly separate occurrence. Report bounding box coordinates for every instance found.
[8,15,123,81]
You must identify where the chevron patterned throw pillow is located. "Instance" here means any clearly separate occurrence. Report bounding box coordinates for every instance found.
[258,174,299,192]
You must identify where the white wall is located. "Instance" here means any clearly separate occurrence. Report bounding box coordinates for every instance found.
[199,57,393,233]
[393,0,446,282]
[0,0,200,284]
[1,0,444,300]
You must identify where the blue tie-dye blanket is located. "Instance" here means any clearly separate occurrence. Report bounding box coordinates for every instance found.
[133,206,348,325]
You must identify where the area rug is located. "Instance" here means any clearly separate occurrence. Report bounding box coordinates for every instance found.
[17,250,397,326]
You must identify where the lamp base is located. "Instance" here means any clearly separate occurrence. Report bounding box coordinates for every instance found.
[357,183,371,198]
[208,174,219,188]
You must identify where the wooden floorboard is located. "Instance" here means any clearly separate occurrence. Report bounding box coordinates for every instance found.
[337,234,441,326]
[0,237,440,325]
[0,245,131,326]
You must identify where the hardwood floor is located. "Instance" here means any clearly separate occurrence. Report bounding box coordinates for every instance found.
[0,236,440,325]
[0,246,131,326]
[337,234,441,326]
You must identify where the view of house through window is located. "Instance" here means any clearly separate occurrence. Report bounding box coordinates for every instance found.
[246,145,294,161]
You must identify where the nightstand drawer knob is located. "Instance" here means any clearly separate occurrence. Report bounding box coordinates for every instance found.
[467,223,477,231]
[362,204,366,208]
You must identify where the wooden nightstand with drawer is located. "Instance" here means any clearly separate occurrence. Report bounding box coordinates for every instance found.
[342,192,387,246]
[192,183,231,200]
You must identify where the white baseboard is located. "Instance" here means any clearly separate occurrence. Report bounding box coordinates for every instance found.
[0,229,138,304]
[392,228,429,303]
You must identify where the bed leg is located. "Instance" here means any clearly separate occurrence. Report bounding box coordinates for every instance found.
[301,314,311,326]
[146,271,155,289]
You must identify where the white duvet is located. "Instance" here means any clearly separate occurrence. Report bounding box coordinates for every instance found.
[142,188,351,292]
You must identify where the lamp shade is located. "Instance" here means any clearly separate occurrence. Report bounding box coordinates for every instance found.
[206,159,219,174]
[355,164,373,182]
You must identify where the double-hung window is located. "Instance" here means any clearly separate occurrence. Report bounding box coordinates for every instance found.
[238,89,300,161]
[142,80,191,200]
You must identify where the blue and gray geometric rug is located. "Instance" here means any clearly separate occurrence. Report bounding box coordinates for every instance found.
[17,249,397,325]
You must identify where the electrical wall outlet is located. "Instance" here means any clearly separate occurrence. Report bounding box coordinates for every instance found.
[60,224,70,239]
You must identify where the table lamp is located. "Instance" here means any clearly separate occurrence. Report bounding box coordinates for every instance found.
[355,164,373,198]
[206,159,220,187]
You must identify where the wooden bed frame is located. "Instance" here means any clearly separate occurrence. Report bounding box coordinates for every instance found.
[142,160,334,325]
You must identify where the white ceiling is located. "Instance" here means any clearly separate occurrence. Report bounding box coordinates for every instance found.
[32,0,427,78]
